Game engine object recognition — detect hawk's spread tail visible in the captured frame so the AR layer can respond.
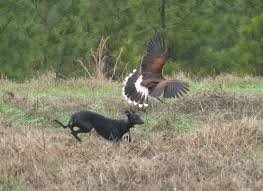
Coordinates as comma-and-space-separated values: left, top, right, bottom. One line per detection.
122, 69, 149, 107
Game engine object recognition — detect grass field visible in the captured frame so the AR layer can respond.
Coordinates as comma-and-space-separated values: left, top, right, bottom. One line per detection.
0, 73, 262, 191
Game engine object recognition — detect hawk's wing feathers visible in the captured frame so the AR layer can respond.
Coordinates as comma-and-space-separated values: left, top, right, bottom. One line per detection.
141, 34, 168, 73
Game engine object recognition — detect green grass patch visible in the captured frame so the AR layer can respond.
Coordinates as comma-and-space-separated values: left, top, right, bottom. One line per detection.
146, 114, 201, 133
250, 146, 263, 160
224, 82, 263, 93
44, 159, 63, 175
25, 83, 121, 99
189, 75, 263, 94
54, 112, 71, 126
0, 103, 52, 128
0, 177, 26, 191
0, 86, 7, 95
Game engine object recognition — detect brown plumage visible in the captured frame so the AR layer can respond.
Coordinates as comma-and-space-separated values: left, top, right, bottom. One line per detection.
122, 34, 189, 107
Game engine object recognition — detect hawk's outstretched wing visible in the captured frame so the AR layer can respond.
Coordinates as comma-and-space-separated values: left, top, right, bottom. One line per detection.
141, 34, 168, 74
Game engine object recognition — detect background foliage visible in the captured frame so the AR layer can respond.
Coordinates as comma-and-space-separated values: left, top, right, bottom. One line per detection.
0, 0, 262, 80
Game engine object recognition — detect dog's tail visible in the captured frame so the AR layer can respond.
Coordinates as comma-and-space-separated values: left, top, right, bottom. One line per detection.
54, 119, 68, 128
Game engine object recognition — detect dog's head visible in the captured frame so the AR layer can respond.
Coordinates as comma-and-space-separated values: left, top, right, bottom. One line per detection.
125, 110, 144, 125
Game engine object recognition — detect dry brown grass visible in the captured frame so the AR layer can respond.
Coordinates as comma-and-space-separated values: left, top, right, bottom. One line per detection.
175, 91, 263, 118
0, 74, 262, 190
0, 113, 262, 191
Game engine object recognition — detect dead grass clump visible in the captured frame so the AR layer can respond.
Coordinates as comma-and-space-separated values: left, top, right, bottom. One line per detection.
2, 91, 15, 104
91, 36, 109, 81
99, 96, 129, 115
0, 128, 64, 190
0, 78, 10, 85
0, 116, 262, 190
24, 72, 58, 90
62, 78, 104, 89
208, 74, 262, 86
172, 117, 263, 155
157, 118, 263, 190
176, 90, 263, 118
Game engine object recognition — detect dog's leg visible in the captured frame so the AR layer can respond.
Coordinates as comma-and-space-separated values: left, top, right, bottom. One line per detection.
70, 122, 94, 142
156, 97, 163, 103
71, 131, 82, 142
122, 131, 131, 142
128, 130, 132, 142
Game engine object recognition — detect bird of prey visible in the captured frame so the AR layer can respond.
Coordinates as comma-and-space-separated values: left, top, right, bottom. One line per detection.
122, 34, 189, 107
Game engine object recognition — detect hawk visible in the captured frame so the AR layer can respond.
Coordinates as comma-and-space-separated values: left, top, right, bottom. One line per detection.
122, 34, 189, 107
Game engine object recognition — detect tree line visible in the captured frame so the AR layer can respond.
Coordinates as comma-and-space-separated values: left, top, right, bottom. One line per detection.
0, 0, 262, 80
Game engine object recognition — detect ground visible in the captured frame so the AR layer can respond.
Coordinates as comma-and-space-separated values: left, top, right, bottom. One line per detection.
0, 73, 262, 191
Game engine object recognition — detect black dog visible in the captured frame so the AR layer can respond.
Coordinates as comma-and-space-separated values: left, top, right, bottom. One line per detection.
54, 110, 144, 142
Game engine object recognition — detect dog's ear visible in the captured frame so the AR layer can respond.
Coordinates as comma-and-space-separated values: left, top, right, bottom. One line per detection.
125, 110, 131, 116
